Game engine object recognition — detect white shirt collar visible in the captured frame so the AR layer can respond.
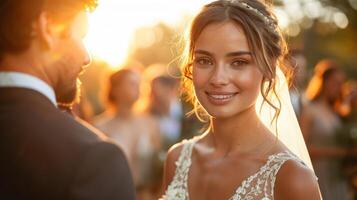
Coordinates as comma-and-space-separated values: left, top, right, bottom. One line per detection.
0, 72, 57, 106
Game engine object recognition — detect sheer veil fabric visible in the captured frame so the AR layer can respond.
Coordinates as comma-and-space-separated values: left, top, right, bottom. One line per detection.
256, 67, 314, 170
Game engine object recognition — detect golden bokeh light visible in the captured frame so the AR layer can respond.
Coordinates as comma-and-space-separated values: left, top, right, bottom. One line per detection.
84, 0, 349, 68
84, 0, 212, 68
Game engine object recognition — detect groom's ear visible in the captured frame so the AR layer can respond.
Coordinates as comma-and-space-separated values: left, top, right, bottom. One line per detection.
31, 12, 53, 50
32, 12, 68, 50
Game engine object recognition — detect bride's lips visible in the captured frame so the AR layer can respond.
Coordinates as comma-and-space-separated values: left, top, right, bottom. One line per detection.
205, 91, 239, 105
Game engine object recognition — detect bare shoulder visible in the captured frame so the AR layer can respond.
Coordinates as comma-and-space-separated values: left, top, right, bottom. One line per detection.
167, 141, 186, 161
135, 114, 156, 125
162, 141, 187, 189
274, 158, 321, 200
165, 141, 186, 171
135, 114, 159, 132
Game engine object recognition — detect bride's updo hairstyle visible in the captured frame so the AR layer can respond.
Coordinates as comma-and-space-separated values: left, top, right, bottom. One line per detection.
181, 0, 292, 124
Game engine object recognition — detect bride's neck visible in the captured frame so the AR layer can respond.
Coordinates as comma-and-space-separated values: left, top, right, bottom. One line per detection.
209, 105, 270, 156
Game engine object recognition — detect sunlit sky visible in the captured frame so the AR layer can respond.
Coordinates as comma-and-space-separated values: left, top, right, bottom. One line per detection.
84, 0, 212, 67
84, 0, 351, 68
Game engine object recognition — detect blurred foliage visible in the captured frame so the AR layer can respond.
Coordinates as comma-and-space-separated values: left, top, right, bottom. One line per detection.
127, 0, 357, 79
299, 1, 356, 79
128, 23, 183, 68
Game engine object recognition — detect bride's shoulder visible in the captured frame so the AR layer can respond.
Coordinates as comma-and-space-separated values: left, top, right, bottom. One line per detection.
274, 158, 321, 200
163, 138, 196, 188
166, 137, 198, 163
166, 141, 186, 164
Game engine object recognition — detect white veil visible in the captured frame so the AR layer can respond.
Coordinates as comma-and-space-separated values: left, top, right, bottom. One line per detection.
256, 67, 313, 170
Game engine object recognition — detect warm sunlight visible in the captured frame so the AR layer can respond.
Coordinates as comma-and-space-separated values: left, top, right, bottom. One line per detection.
84, 0, 212, 68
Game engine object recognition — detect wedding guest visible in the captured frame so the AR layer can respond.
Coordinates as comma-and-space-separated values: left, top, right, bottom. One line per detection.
337, 81, 357, 199
139, 63, 184, 158
0, 0, 135, 199
93, 68, 161, 196
137, 64, 183, 199
161, 0, 320, 199
142, 64, 203, 151
289, 49, 308, 118
300, 59, 349, 200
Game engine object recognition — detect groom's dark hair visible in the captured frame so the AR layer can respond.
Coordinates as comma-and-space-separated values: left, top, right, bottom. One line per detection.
0, 0, 97, 59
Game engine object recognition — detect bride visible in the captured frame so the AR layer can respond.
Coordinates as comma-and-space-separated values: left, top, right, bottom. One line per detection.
161, 0, 321, 199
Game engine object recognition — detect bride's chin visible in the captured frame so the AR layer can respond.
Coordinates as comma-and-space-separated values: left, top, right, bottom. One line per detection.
206, 110, 236, 119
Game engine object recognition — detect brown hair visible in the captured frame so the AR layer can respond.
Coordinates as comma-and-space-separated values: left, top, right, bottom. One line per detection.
0, 0, 97, 59
107, 68, 138, 106
181, 0, 292, 125
305, 59, 343, 101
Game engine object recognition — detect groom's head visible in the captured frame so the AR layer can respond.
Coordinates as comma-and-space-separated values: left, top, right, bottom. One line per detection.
0, 0, 97, 106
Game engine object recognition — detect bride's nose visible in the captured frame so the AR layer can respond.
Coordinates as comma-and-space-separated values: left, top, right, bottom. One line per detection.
209, 63, 229, 87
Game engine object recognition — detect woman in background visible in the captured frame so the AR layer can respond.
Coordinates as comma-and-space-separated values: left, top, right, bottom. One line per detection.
300, 59, 350, 200
93, 68, 161, 197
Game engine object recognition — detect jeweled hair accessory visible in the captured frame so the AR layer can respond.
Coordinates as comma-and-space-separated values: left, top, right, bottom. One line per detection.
227, 0, 278, 33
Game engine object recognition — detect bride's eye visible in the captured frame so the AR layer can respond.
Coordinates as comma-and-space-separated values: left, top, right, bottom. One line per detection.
231, 59, 249, 69
194, 57, 213, 67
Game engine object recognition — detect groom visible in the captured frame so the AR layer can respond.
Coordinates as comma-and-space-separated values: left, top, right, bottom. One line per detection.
0, 0, 135, 199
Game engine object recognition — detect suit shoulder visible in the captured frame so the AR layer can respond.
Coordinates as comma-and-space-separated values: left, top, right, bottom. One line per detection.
43, 109, 108, 144
70, 141, 136, 200
23, 108, 113, 158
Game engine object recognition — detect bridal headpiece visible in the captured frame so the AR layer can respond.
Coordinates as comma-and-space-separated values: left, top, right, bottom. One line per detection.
225, 0, 278, 34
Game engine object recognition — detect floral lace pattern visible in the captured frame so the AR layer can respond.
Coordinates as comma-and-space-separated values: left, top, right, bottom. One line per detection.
162, 139, 194, 200
162, 139, 306, 200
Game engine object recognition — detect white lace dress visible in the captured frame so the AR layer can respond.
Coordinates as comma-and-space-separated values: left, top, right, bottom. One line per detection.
162, 138, 308, 200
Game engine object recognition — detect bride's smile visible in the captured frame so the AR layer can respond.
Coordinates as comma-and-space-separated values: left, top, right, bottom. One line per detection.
162, 0, 321, 199
192, 21, 263, 119
205, 91, 239, 105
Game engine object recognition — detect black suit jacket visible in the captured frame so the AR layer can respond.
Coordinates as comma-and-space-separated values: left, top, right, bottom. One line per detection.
0, 87, 136, 200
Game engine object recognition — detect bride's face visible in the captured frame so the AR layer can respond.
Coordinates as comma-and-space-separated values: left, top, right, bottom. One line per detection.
192, 21, 263, 119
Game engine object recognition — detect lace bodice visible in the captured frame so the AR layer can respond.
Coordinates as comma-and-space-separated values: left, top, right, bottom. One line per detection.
162, 138, 307, 200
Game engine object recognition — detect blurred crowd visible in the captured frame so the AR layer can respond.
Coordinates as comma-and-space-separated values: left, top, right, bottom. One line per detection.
289, 53, 357, 200
71, 63, 201, 199
72, 54, 356, 200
